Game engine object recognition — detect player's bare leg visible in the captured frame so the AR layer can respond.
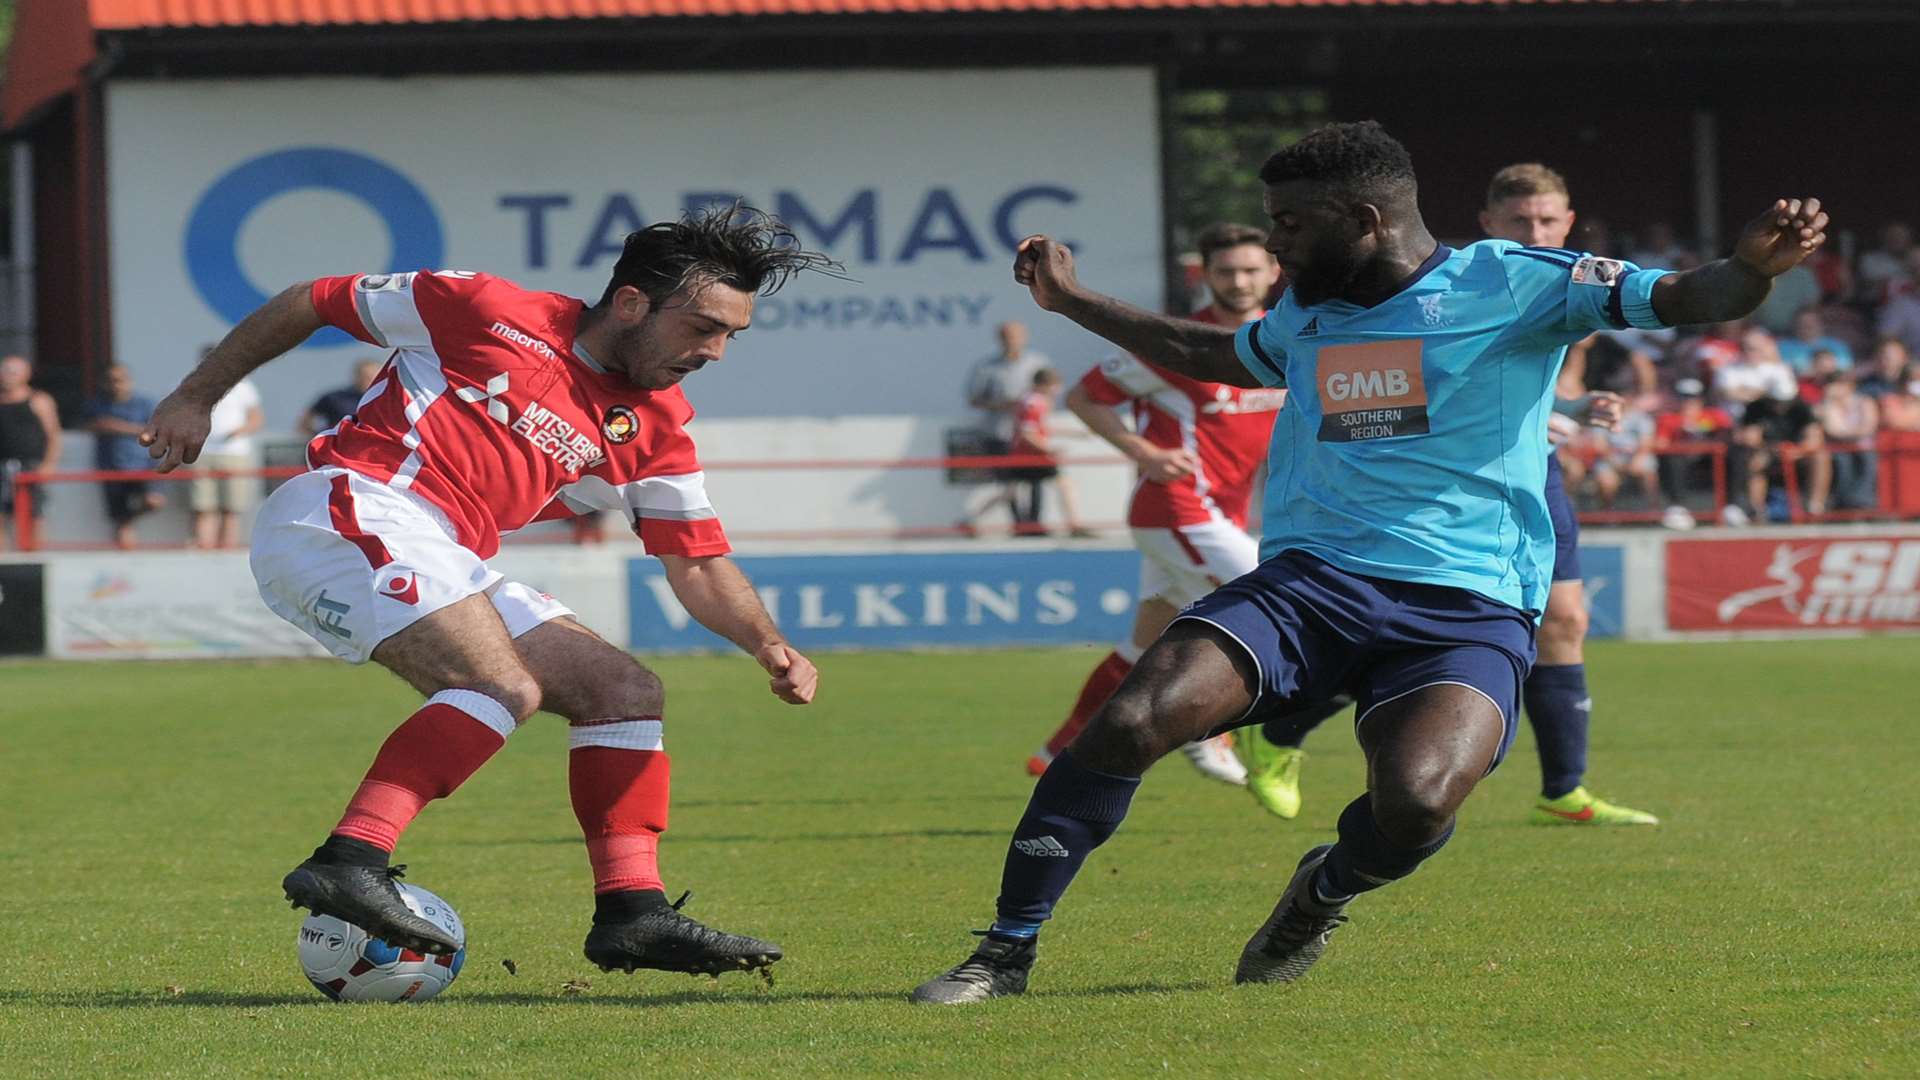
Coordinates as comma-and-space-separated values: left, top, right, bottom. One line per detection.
282, 594, 539, 955
1238, 683, 1505, 984
914, 622, 1253, 1003
513, 618, 784, 977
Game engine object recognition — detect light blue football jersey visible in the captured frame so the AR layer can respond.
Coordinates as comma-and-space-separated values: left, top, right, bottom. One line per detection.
1233, 240, 1672, 614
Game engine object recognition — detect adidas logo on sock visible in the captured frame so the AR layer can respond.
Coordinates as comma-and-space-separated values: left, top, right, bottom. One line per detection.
1014, 835, 1070, 858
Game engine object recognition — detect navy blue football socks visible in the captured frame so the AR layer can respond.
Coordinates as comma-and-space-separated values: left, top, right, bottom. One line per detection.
989, 750, 1141, 940
1524, 663, 1591, 800
1314, 793, 1455, 904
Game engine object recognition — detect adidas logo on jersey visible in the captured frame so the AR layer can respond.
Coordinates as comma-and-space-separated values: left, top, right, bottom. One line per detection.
1014, 835, 1071, 858
1299, 317, 1320, 338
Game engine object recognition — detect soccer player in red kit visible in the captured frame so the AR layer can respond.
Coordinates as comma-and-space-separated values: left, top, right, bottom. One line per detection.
141, 208, 836, 977
1025, 223, 1348, 816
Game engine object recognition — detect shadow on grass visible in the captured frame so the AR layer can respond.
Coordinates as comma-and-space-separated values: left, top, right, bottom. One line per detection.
0, 980, 1212, 1010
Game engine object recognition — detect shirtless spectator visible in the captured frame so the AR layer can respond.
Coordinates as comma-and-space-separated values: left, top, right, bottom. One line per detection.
1816, 370, 1880, 510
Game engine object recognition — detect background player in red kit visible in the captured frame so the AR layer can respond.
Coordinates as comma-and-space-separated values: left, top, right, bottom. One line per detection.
140, 207, 836, 978
1025, 223, 1348, 816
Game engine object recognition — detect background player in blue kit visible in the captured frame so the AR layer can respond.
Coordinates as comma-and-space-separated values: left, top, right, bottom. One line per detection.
910, 121, 1829, 1003
1478, 163, 1661, 827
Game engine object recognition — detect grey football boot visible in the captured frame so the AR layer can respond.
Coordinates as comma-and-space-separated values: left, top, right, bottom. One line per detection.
1234, 843, 1350, 984
909, 932, 1037, 1004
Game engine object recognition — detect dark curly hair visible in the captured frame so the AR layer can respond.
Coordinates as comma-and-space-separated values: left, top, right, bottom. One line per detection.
597, 202, 843, 308
1258, 121, 1417, 204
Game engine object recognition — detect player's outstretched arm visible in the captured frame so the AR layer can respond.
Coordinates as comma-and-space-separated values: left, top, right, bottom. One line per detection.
140, 282, 327, 472
1015, 236, 1257, 388
1064, 384, 1196, 483
1651, 199, 1829, 328
658, 554, 817, 705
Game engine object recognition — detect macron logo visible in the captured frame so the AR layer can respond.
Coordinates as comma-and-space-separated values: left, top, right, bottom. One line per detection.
1014, 836, 1071, 858
490, 321, 558, 361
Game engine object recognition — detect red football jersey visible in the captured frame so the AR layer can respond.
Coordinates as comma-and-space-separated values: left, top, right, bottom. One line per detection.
307, 271, 728, 561
1077, 307, 1286, 529
1011, 391, 1054, 457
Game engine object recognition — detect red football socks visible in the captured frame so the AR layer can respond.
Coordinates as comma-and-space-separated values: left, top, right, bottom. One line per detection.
1042, 649, 1137, 756
331, 689, 518, 852
568, 717, 670, 895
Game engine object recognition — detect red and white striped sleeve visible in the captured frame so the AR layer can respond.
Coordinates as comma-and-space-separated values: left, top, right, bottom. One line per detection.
310, 271, 490, 350
551, 421, 730, 558
1078, 352, 1173, 406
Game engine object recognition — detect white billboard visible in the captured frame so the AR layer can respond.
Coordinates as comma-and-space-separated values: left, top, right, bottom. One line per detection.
106, 69, 1163, 430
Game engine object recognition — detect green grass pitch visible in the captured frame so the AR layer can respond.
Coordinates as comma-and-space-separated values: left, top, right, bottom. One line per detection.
3, 639, 1916, 1078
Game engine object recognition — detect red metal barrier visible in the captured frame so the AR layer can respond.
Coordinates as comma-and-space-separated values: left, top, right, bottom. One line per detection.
13, 440, 1920, 551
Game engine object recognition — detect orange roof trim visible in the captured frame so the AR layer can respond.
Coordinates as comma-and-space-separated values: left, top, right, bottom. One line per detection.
90, 0, 1680, 28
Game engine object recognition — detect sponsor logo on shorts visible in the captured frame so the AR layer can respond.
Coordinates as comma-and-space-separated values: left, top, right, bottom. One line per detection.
313, 589, 353, 639
602, 405, 640, 445
378, 572, 422, 606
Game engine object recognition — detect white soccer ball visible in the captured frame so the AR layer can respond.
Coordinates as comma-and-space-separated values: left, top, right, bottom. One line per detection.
297, 882, 467, 1002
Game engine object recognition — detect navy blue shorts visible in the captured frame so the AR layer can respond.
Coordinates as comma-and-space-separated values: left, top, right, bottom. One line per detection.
1174, 551, 1537, 770
1545, 453, 1581, 583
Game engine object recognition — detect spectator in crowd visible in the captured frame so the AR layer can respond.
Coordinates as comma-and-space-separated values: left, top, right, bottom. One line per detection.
1714, 328, 1798, 413
1749, 263, 1822, 336
1005, 368, 1092, 538
960, 321, 1051, 534
0, 354, 61, 549
1815, 369, 1880, 510
1628, 221, 1694, 270
1561, 395, 1659, 511
1880, 383, 1920, 432
190, 348, 264, 549
1562, 329, 1662, 397
298, 358, 381, 437
1777, 307, 1855, 373
1797, 349, 1842, 404
85, 363, 162, 549
1856, 222, 1914, 304
1874, 250, 1920, 356
1857, 338, 1915, 399
1652, 378, 1734, 529
1807, 245, 1854, 303
1729, 385, 1831, 524
1681, 320, 1745, 383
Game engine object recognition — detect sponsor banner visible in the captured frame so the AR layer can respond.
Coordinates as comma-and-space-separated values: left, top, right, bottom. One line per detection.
0, 563, 47, 655
107, 69, 1161, 429
629, 549, 1139, 651
1667, 534, 1920, 631
1579, 544, 1625, 639
48, 553, 328, 659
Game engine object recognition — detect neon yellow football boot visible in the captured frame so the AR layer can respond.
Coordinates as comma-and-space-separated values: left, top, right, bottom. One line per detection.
1234, 730, 1305, 820
1529, 786, 1660, 826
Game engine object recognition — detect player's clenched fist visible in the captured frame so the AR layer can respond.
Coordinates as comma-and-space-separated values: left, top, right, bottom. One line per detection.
1013, 235, 1082, 312
1734, 198, 1829, 279
139, 392, 214, 473
756, 642, 818, 705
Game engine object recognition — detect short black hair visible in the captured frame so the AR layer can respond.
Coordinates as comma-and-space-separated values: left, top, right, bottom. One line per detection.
598, 202, 841, 308
1194, 222, 1270, 266
1258, 121, 1417, 203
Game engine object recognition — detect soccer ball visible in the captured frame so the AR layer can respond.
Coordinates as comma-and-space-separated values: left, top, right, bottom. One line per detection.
297, 882, 467, 1002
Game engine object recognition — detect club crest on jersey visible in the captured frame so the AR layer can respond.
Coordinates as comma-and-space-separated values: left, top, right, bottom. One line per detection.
1570, 256, 1626, 288
602, 405, 641, 445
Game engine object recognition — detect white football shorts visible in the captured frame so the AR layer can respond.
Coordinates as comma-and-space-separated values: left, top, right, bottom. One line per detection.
250, 468, 573, 663
1132, 516, 1260, 608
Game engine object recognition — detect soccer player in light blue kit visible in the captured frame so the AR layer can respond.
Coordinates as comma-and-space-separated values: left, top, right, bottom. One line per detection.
911, 121, 1829, 1003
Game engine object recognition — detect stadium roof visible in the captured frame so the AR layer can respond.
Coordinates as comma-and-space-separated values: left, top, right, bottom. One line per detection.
0, 0, 1734, 129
